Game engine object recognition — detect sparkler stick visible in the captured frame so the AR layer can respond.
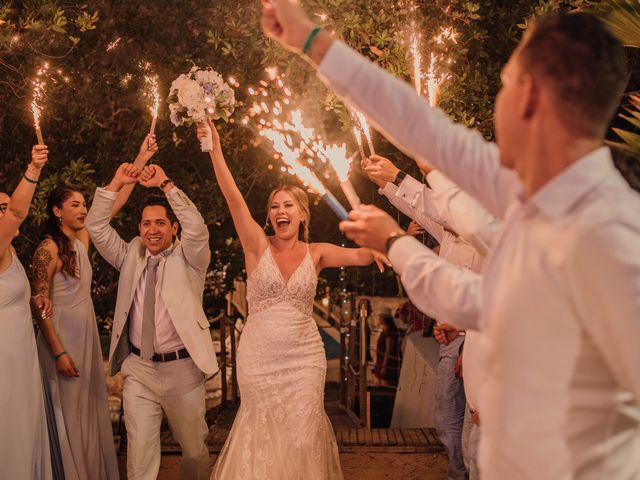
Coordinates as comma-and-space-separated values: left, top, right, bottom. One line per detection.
353, 127, 366, 160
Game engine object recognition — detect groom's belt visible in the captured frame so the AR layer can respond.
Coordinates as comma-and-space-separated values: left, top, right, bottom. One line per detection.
130, 344, 191, 362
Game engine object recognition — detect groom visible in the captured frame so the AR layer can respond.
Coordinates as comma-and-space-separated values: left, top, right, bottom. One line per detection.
86, 163, 217, 480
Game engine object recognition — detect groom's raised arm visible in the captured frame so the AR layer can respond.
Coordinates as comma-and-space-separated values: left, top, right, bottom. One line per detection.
86, 163, 143, 270
165, 186, 211, 277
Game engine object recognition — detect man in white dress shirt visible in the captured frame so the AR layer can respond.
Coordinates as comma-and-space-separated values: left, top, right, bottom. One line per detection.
364, 154, 499, 480
86, 164, 217, 480
262, 4, 640, 479
364, 154, 492, 479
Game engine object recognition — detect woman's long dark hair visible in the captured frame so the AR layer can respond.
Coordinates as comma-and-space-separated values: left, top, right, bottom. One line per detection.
42, 183, 83, 277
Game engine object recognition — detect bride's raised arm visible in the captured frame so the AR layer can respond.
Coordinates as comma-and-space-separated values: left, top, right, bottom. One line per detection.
197, 120, 268, 263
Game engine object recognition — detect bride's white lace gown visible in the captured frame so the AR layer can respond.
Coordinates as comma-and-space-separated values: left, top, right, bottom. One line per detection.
212, 245, 344, 479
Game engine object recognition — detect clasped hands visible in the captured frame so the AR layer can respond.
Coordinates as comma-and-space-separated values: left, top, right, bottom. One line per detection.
111, 162, 169, 191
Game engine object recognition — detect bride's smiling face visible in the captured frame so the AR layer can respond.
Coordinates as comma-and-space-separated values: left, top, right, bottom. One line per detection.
268, 190, 304, 240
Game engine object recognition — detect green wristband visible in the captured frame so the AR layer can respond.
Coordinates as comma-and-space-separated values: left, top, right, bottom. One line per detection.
303, 25, 322, 55
54, 351, 68, 361
23, 173, 38, 184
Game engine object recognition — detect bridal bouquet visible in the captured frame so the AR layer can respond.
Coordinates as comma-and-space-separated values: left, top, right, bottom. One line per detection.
167, 66, 236, 151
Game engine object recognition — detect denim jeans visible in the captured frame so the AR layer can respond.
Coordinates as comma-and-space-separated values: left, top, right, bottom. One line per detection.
435, 336, 468, 480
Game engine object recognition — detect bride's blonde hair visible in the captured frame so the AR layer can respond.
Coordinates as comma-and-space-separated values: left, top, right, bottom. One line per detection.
264, 185, 310, 243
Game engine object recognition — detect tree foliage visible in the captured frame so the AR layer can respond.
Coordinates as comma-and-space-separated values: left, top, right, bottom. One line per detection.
1, 0, 637, 330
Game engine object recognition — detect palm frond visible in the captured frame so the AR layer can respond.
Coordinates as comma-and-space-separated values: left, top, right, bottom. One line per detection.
610, 94, 640, 155
589, 0, 640, 47
612, 127, 640, 153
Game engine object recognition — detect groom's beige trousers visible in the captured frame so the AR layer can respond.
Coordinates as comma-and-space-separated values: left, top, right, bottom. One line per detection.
121, 353, 211, 480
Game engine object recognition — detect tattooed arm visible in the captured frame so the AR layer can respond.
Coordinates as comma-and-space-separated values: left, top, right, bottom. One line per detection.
32, 238, 57, 298
32, 238, 79, 377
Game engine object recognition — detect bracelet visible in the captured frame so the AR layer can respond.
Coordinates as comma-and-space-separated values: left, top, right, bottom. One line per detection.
159, 178, 173, 190
303, 25, 322, 55
23, 173, 39, 184
54, 351, 68, 361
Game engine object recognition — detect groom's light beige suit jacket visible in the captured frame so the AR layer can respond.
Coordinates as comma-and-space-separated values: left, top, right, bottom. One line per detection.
85, 186, 218, 377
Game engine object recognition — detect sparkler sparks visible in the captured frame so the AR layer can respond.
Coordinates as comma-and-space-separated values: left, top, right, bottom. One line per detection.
352, 109, 375, 155
427, 53, 438, 107
106, 37, 122, 52
410, 24, 422, 96
240, 71, 355, 219
323, 145, 361, 208
30, 63, 51, 145
144, 73, 160, 134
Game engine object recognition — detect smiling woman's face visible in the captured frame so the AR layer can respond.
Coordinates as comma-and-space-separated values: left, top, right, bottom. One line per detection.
53, 191, 88, 232
268, 190, 304, 240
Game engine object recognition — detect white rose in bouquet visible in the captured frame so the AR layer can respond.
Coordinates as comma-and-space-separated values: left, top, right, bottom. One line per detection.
167, 65, 236, 152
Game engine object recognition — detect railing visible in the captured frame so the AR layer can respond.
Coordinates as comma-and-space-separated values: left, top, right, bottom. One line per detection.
217, 279, 248, 409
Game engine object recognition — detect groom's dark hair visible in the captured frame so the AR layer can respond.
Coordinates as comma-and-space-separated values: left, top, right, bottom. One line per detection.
139, 194, 179, 226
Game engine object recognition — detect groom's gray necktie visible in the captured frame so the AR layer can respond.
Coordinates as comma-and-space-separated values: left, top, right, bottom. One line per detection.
141, 256, 161, 360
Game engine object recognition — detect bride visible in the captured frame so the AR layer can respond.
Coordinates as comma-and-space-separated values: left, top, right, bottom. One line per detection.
198, 121, 385, 479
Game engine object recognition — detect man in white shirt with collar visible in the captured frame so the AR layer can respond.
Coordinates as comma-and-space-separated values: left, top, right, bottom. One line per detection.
86, 163, 217, 480
262, 4, 640, 479
364, 154, 498, 479
364, 154, 490, 479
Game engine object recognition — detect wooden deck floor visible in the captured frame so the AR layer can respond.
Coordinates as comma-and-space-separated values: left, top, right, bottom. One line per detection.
150, 383, 443, 455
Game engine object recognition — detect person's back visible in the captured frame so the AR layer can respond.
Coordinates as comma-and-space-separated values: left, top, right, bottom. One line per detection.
480, 147, 640, 478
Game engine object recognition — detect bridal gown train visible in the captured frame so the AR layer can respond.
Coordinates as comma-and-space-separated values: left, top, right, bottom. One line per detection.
212, 245, 343, 480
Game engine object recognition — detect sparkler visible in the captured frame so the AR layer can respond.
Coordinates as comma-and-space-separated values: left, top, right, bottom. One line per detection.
353, 109, 375, 155
31, 63, 50, 145
106, 37, 122, 52
242, 69, 358, 219
427, 27, 458, 107
353, 126, 366, 160
410, 24, 422, 97
427, 53, 438, 107
144, 73, 160, 135
260, 129, 348, 220
324, 144, 361, 209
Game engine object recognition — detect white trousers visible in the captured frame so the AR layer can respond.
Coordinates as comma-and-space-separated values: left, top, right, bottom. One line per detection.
121, 353, 210, 480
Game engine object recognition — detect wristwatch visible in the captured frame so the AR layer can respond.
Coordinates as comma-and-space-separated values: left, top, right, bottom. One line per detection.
159, 178, 173, 190
392, 170, 407, 186
385, 231, 407, 253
